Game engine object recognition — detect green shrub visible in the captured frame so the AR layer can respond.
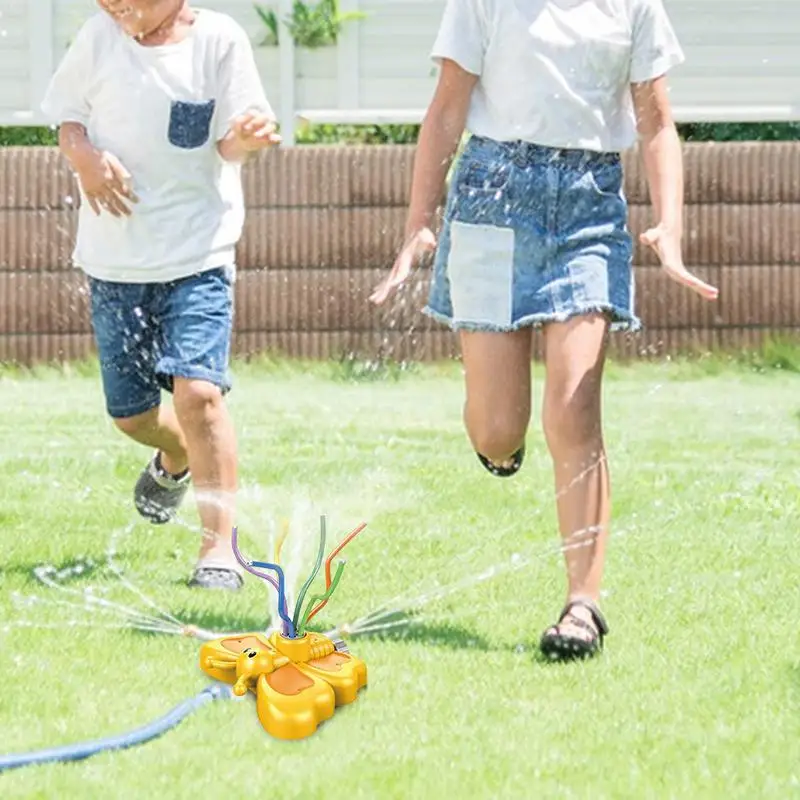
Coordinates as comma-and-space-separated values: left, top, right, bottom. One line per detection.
2, 121, 799, 148
0, 126, 58, 146
679, 121, 800, 141
254, 0, 366, 48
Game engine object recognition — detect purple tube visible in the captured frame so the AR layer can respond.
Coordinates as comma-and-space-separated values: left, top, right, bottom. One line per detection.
230, 527, 289, 636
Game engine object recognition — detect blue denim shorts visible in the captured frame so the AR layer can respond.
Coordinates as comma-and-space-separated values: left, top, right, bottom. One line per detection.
425, 135, 640, 332
88, 267, 234, 419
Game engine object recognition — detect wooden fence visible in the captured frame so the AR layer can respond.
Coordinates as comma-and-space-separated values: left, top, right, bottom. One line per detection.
1, 142, 799, 366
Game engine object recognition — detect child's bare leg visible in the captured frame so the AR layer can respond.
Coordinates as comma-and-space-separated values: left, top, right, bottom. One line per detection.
460, 329, 533, 465
172, 378, 237, 566
113, 405, 188, 474
541, 314, 610, 640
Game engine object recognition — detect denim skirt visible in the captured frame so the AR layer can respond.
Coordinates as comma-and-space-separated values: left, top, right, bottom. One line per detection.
424, 135, 640, 332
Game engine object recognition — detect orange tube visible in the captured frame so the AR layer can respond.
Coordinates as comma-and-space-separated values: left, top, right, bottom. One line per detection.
305, 523, 367, 624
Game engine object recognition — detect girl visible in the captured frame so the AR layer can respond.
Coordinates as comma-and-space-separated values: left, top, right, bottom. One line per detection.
371, 0, 718, 659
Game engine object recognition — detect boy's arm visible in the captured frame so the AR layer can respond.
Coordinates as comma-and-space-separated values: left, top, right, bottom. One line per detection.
58, 123, 137, 217
42, 16, 136, 217
214, 21, 278, 162
59, 122, 101, 173
41, 17, 99, 130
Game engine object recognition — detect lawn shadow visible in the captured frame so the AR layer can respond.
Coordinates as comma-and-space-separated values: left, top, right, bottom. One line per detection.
0, 557, 102, 584
340, 611, 494, 652
172, 608, 274, 636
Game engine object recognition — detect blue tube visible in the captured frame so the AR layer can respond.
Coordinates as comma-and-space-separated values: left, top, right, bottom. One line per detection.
0, 684, 232, 773
250, 560, 295, 637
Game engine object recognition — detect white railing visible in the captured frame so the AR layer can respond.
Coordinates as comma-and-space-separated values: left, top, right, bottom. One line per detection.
2, 0, 800, 141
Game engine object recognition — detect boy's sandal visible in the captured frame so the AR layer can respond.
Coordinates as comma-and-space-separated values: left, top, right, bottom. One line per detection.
189, 567, 243, 591
134, 451, 191, 525
477, 445, 526, 478
539, 598, 609, 661
189, 559, 244, 592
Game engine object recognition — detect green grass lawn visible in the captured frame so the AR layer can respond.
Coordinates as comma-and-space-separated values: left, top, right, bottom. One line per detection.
1, 356, 799, 798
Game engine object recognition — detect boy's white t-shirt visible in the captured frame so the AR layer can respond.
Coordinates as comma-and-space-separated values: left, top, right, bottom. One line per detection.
41, 9, 273, 283
431, 0, 685, 152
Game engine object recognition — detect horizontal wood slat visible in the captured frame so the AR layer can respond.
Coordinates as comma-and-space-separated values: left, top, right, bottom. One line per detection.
4, 143, 800, 211
4, 265, 799, 336
3, 205, 799, 272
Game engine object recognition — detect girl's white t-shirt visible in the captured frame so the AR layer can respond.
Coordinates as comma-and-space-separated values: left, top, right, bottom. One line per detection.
41, 9, 272, 283
432, 0, 685, 152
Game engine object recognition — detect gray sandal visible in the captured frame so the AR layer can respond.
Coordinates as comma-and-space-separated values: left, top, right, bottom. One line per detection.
189, 566, 243, 592
134, 452, 190, 524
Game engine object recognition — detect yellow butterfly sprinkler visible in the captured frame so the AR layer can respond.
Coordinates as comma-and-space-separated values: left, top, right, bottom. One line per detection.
200, 518, 369, 740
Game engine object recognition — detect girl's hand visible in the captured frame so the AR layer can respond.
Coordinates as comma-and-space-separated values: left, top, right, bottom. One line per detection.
75, 150, 138, 217
640, 224, 719, 301
369, 227, 437, 305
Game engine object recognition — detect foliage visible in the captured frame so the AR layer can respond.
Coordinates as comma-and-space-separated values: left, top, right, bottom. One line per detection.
254, 4, 280, 46
679, 121, 800, 142
3, 120, 800, 148
254, 0, 366, 49
294, 121, 420, 145
0, 126, 58, 146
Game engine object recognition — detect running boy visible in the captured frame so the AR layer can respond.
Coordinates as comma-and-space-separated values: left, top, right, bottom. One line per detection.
41, 0, 279, 590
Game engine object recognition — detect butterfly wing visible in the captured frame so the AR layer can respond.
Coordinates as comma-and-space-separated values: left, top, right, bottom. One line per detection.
254, 663, 335, 740
199, 632, 271, 685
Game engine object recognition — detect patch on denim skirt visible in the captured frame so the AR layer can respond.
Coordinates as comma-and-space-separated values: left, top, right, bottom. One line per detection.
446, 221, 515, 327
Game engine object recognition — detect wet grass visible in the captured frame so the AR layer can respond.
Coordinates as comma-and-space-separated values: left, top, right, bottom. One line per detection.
1, 355, 799, 798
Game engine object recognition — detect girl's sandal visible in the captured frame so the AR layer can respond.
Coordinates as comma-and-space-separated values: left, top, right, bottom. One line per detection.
477, 445, 526, 477
539, 598, 609, 661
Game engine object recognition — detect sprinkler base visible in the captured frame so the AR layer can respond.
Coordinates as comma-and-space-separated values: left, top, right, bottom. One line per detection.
199, 631, 367, 740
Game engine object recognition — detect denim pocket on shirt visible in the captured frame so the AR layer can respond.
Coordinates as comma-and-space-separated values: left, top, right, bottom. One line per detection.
168, 99, 216, 149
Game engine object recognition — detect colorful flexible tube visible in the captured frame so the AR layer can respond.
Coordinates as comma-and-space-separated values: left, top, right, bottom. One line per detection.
304, 522, 367, 625
297, 560, 347, 636
250, 560, 295, 638
274, 518, 290, 565
231, 527, 278, 592
231, 528, 293, 637
292, 516, 327, 630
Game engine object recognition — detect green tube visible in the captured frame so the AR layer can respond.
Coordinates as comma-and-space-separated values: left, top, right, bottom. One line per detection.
297, 560, 346, 636
292, 515, 326, 630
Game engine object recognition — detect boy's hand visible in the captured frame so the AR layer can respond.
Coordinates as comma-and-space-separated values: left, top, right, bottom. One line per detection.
230, 111, 282, 150
640, 224, 719, 301
75, 150, 139, 217
217, 112, 281, 162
